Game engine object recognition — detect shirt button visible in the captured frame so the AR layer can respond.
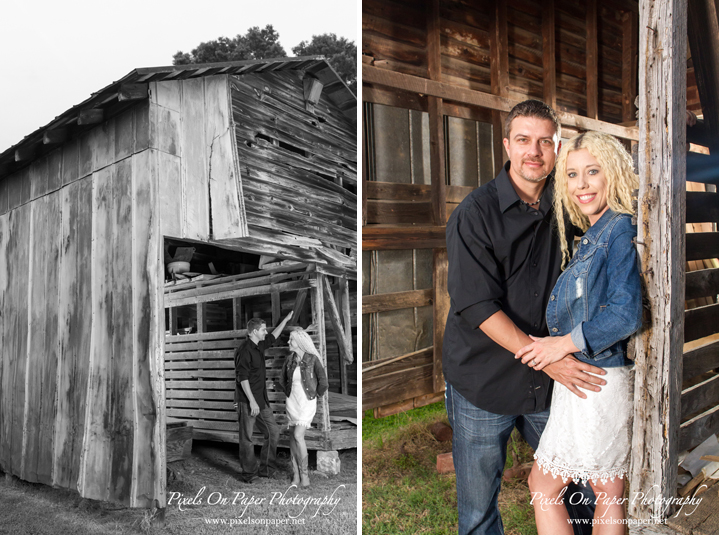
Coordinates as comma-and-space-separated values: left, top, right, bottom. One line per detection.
550, 295, 555, 301
583, 239, 588, 244
552, 327, 558, 333
532, 263, 537, 268
534, 323, 538, 328
534, 292, 538, 297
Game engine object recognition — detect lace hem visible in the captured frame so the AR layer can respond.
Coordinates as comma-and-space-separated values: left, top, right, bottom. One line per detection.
534, 454, 628, 485
287, 420, 312, 429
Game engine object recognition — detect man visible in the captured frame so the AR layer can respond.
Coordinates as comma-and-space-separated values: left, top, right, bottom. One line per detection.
235, 311, 293, 483
443, 100, 605, 535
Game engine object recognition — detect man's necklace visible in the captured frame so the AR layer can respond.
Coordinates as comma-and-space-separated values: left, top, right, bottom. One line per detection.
519, 195, 542, 207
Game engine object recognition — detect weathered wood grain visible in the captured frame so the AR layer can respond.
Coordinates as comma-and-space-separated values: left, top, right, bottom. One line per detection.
362, 226, 446, 250
680, 404, 719, 452
681, 373, 719, 420
157, 150, 182, 237
365, 181, 432, 201
362, 289, 433, 314
629, 0, 686, 520
312, 275, 330, 432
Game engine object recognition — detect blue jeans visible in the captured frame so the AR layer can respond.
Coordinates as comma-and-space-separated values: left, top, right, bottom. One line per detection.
445, 382, 595, 535
237, 401, 280, 478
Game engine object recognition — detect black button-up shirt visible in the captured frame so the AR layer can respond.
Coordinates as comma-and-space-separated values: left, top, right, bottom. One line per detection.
235, 333, 276, 409
443, 162, 568, 415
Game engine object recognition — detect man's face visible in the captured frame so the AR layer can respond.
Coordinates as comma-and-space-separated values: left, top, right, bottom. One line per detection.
502, 116, 560, 184
254, 324, 268, 341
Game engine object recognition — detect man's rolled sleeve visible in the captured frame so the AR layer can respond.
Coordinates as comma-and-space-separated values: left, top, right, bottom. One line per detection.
570, 322, 589, 357
447, 205, 505, 329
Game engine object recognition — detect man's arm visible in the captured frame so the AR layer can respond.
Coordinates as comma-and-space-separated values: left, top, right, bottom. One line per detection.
240, 380, 259, 416
270, 311, 294, 339
480, 310, 606, 398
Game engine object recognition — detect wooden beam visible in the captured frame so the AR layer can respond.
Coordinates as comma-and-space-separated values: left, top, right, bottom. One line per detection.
542, 0, 557, 109
14, 145, 36, 162
362, 65, 639, 141
118, 84, 148, 101
622, 11, 639, 122
362, 226, 446, 250
43, 129, 67, 145
490, 0, 509, 175
427, 0, 446, 226
585, 0, 598, 120
687, 0, 719, 152
77, 109, 104, 125
629, 0, 686, 520
362, 289, 433, 314
322, 276, 353, 365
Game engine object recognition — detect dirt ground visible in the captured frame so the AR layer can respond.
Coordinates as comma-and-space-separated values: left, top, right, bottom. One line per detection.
0, 441, 357, 535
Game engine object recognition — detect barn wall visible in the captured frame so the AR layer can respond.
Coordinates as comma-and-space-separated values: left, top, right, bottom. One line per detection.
230, 70, 357, 255
0, 104, 165, 507
150, 75, 246, 242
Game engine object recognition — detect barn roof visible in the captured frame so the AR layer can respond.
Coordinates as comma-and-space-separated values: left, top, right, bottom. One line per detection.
0, 56, 355, 180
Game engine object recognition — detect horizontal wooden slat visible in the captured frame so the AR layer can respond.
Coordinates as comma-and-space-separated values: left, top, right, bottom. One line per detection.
681, 373, 719, 420
685, 303, 719, 342
365, 181, 432, 201
686, 268, 719, 301
446, 185, 474, 203
363, 64, 639, 140
165, 370, 234, 380
686, 232, 719, 262
165, 359, 235, 370
165, 279, 315, 308
165, 330, 246, 343
362, 226, 446, 250
362, 289, 433, 314
362, 361, 434, 411
686, 191, 719, 224
680, 404, 719, 452
366, 199, 433, 224
164, 380, 235, 389
684, 337, 719, 380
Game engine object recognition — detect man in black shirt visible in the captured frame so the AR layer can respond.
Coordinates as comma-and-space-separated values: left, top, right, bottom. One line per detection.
443, 100, 605, 535
235, 311, 293, 482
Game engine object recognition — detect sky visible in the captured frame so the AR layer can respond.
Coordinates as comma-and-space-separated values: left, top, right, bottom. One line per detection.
0, 0, 358, 151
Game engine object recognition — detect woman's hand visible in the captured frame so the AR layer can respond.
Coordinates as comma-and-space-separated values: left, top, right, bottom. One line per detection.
515, 334, 579, 371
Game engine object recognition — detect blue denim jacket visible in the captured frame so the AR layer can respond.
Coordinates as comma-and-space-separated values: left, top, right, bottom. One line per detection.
546, 210, 642, 367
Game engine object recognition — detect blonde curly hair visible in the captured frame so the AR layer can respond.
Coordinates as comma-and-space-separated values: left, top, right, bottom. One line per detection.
554, 131, 638, 268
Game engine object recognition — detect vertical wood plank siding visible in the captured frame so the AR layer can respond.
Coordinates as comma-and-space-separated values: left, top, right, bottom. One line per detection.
0, 103, 164, 507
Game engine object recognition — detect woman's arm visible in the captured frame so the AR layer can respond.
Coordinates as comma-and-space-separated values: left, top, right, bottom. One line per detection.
314, 355, 329, 397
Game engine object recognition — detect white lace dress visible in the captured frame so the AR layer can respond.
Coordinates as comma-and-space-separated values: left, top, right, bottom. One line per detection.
534, 366, 634, 485
285, 366, 316, 428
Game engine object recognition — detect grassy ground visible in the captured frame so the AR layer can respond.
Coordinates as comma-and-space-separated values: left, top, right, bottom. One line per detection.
362, 402, 537, 535
0, 442, 357, 535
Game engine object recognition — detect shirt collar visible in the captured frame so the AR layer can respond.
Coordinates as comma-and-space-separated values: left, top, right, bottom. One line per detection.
580, 209, 620, 244
497, 161, 555, 214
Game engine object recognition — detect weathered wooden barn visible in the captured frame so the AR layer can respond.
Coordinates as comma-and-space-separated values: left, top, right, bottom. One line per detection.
362, 0, 719, 524
0, 56, 357, 509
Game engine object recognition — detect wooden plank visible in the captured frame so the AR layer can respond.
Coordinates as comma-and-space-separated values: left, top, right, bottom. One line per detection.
680, 404, 719, 452
542, 0, 557, 109
46, 149, 62, 194
312, 274, 330, 433
366, 199, 433, 224
686, 191, 719, 224
685, 303, 719, 343
0, 178, 8, 215
157, 150, 183, 238
29, 156, 48, 202
362, 289, 433, 314
205, 76, 246, 239
362, 347, 434, 378
686, 268, 719, 301
362, 226, 446, 250
365, 181, 432, 201
322, 276, 353, 365
180, 78, 210, 240
681, 373, 719, 420
61, 139, 80, 186
363, 361, 434, 411
131, 149, 163, 507
622, 11, 639, 122
684, 336, 719, 382
687, 232, 719, 262
0, 213, 8, 470
629, 0, 686, 520
362, 64, 640, 141
433, 249, 449, 392
165, 279, 315, 308
53, 177, 92, 490
585, 0, 598, 120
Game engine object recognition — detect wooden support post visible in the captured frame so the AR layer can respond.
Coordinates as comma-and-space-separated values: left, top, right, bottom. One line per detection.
427, 0, 446, 225
586, 0, 599, 120
362, 103, 368, 227
542, 0, 557, 109
490, 0, 509, 175
233, 298, 241, 330
197, 303, 205, 333
433, 249, 449, 393
622, 11, 639, 123
169, 307, 178, 335
322, 276, 353, 365
629, 0, 686, 520
271, 291, 280, 327
312, 274, 330, 433
339, 277, 352, 395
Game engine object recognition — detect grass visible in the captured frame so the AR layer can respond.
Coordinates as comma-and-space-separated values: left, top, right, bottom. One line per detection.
362, 402, 538, 535
0, 442, 357, 535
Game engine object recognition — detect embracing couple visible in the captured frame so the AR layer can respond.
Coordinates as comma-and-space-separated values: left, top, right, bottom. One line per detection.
443, 100, 642, 535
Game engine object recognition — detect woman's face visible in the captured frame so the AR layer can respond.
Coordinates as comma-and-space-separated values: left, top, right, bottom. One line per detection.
566, 148, 609, 226
289, 335, 299, 353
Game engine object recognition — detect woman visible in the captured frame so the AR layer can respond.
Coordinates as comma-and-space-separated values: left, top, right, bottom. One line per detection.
279, 328, 328, 488
515, 131, 642, 534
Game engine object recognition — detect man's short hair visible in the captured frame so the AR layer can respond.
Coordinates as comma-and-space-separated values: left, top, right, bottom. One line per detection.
504, 99, 561, 140
247, 318, 266, 334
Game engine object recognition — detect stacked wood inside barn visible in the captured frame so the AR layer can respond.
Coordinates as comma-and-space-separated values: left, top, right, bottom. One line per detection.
0, 56, 356, 510
362, 0, 719, 523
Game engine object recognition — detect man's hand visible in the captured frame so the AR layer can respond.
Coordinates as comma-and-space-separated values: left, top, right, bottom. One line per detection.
515, 334, 578, 371
249, 400, 260, 417
543, 355, 606, 399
